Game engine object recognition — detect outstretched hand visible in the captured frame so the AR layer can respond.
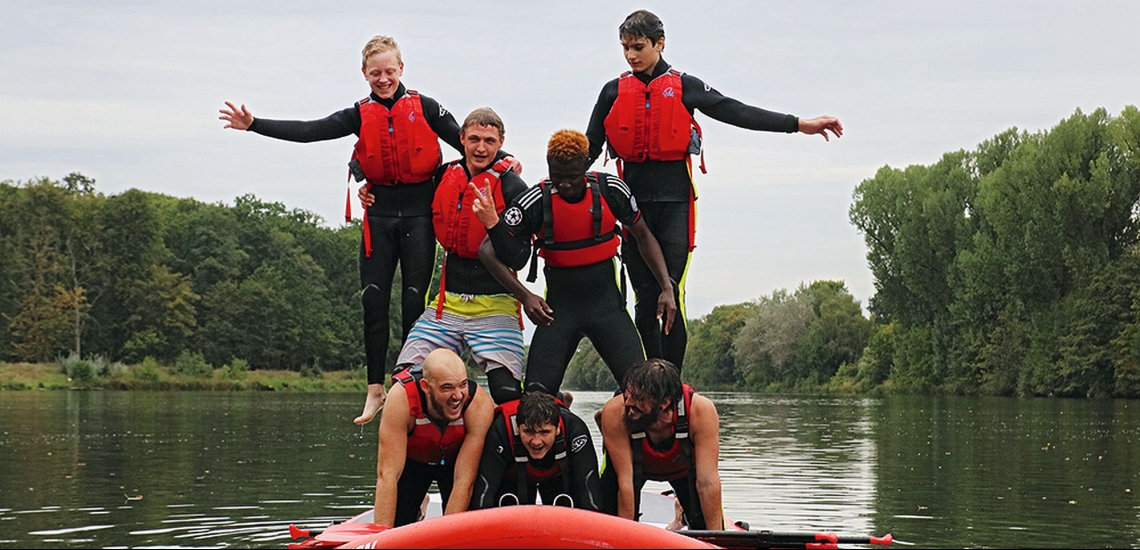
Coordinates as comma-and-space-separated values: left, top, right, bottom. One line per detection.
219, 101, 254, 131
469, 180, 500, 229
798, 115, 843, 141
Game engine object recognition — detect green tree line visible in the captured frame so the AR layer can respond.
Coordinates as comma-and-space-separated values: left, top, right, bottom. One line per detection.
564, 280, 874, 393
565, 107, 1140, 398
849, 106, 1140, 397
0, 176, 411, 373
8, 106, 1140, 398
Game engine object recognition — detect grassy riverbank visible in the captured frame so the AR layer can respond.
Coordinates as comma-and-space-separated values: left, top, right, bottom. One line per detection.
0, 360, 366, 392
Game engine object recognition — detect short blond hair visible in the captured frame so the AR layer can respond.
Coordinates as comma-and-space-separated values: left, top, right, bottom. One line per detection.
361, 35, 402, 68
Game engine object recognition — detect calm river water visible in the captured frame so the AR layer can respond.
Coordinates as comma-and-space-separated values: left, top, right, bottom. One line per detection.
1, 391, 1137, 548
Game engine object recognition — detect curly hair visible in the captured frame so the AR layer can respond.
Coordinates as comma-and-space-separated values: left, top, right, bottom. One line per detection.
362, 35, 401, 67
622, 358, 683, 412
546, 129, 590, 165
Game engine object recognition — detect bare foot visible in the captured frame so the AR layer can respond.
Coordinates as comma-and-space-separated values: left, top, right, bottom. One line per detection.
665, 498, 685, 531
354, 383, 387, 425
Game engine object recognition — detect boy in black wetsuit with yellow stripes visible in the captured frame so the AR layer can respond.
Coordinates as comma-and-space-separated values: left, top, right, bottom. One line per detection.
470, 129, 676, 396
586, 10, 843, 372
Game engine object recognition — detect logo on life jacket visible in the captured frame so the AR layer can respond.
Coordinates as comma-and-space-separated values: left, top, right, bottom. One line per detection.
663, 87, 675, 98
571, 434, 588, 453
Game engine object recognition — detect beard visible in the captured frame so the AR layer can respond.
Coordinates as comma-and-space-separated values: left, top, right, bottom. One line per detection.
622, 409, 656, 434
429, 391, 463, 422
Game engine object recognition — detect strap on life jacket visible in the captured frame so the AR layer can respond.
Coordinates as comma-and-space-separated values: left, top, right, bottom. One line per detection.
506, 412, 571, 503
692, 119, 707, 175
347, 161, 375, 257
526, 174, 611, 282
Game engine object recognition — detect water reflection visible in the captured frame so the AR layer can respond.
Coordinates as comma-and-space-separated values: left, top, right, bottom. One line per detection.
1, 391, 1138, 548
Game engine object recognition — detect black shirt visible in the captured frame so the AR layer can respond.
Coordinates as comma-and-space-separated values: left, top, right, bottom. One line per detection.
585, 59, 799, 202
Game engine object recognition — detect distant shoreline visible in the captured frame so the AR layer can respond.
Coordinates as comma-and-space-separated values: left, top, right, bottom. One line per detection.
0, 362, 366, 392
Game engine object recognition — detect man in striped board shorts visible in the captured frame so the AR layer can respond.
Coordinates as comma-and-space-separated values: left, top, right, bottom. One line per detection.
361, 107, 528, 405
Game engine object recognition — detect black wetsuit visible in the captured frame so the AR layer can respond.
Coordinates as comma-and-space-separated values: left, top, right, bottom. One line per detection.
248, 85, 461, 385
487, 173, 645, 395
471, 407, 601, 510
599, 446, 709, 529
586, 59, 799, 371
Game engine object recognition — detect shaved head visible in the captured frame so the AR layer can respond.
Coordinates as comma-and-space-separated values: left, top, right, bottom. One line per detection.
420, 349, 470, 423
423, 348, 466, 383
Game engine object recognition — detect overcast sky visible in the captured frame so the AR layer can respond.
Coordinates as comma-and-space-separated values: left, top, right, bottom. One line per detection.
3, 1, 1138, 322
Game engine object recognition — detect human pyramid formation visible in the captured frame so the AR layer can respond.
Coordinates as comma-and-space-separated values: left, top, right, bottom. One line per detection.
221, 9, 842, 531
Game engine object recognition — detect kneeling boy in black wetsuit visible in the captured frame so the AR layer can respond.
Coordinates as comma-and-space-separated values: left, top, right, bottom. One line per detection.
472, 391, 600, 510
470, 129, 677, 396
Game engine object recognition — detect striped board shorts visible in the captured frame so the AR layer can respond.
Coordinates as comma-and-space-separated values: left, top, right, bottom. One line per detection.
396, 292, 525, 380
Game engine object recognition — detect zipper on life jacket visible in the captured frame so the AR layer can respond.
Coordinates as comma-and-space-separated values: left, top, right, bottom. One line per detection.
387, 115, 401, 182
642, 91, 652, 161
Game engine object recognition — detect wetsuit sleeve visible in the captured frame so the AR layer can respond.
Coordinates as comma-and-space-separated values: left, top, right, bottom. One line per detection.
487, 186, 542, 270
420, 94, 465, 154
472, 417, 511, 510
500, 172, 529, 204
681, 73, 799, 133
247, 105, 361, 142
564, 412, 602, 512
586, 79, 620, 164
601, 174, 642, 226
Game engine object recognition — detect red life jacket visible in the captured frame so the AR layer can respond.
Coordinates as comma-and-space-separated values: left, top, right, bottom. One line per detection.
603, 69, 696, 163
630, 383, 696, 482
526, 173, 619, 282
394, 368, 475, 466
353, 92, 441, 185
432, 158, 512, 259
347, 91, 442, 258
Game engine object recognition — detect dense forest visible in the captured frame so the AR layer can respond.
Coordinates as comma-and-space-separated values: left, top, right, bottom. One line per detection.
568, 107, 1140, 398
4, 107, 1139, 397
0, 176, 375, 374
